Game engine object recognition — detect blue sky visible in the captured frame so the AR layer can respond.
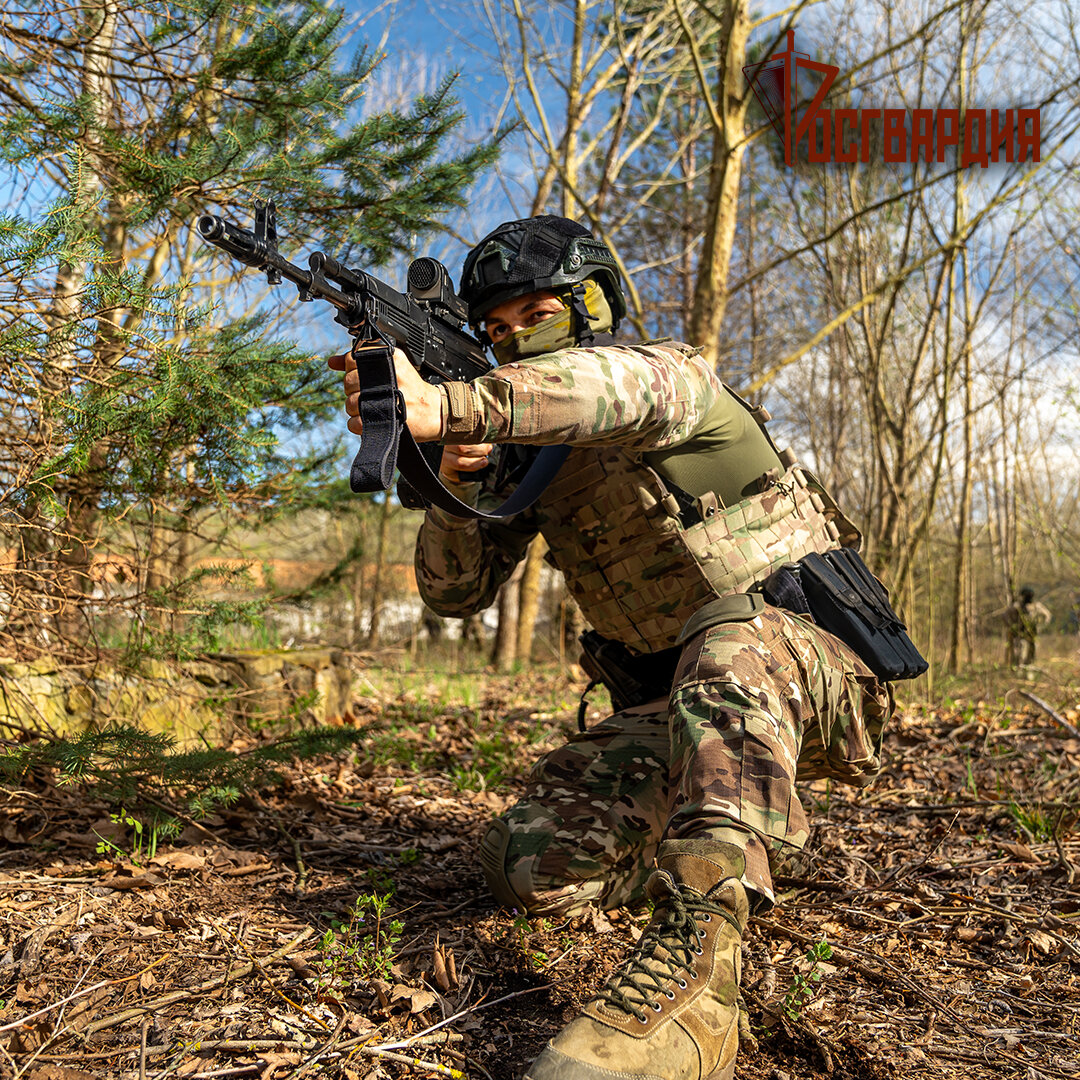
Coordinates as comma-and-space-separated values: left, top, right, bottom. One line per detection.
347, 0, 530, 267
351, 0, 504, 126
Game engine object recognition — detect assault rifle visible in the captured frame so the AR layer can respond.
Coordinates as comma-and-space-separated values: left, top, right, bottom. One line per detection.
198, 202, 569, 518
197, 200, 498, 511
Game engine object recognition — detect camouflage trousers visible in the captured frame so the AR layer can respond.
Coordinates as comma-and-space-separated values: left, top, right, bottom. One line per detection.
1008, 632, 1037, 668
488, 606, 893, 914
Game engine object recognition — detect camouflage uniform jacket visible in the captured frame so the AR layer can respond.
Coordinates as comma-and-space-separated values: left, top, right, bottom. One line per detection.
1005, 600, 1052, 642
417, 340, 858, 654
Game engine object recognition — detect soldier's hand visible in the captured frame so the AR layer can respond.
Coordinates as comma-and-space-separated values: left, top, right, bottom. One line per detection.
327, 346, 443, 441
441, 443, 492, 484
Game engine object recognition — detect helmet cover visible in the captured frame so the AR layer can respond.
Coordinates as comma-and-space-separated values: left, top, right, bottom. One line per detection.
460, 215, 627, 330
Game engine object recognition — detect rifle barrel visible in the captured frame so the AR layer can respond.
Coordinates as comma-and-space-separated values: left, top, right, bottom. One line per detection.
197, 214, 359, 316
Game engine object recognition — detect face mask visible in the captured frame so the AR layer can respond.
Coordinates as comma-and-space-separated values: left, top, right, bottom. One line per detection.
491, 278, 614, 365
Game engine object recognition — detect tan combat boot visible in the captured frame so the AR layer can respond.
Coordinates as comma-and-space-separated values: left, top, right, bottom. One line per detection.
522, 838, 749, 1080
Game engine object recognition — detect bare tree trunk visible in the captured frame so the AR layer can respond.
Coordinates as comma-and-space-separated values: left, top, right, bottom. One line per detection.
366, 497, 393, 648
682, 0, 751, 367
515, 535, 548, 666
491, 561, 525, 671
947, 16, 974, 676
461, 613, 483, 649
351, 565, 365, 648
21, 2, 119, 649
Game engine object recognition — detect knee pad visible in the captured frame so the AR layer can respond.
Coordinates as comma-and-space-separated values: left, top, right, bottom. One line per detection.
478, 818, 529, 911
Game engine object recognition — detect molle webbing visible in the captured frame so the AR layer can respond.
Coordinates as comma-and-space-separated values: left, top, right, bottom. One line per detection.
538, 446, 859, 654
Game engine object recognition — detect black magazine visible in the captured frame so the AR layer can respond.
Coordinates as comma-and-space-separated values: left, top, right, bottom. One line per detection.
797, 548, 929, 681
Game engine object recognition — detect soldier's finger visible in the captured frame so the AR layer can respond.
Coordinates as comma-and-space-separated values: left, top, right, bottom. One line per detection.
454, 454, 489, 473
344, 370, 360, 394
346, 393, 360, 418
347, 416, 363, 435
327, 352, 348, 371
446, 442, 493, 458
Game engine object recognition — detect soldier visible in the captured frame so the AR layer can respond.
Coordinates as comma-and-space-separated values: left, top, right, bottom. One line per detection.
992, 586, 1052, 669
330, 216, 894, 1080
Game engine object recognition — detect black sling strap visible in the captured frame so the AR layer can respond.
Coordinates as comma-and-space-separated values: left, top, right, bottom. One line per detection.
397, 433, 569, 520
348, 343, 569, 520
348, 344, 403, 493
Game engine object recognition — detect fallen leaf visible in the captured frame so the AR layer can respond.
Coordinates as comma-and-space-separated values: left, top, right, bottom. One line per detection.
589, 909, 615, 934
256, 1052, 302, 1078
219, 862, 274, 877
99, 870, 165, 890
1025, 930, 1057, 956
390, 983, 439, 1014
370, 978, 391, 1008
209, 848, 262, 868
150, 851, 206, 870
408, 989, 439, 1015
998, 841, 1042, 864
432, 943, 458, 991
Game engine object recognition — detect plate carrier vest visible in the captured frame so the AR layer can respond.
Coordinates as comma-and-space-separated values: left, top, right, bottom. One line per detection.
534, 382, 861, 655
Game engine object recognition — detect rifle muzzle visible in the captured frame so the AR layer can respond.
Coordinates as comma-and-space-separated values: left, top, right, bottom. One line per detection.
197, 214, 267, 269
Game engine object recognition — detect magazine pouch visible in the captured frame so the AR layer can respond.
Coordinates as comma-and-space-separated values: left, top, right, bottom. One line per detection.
798, 548, 928, 681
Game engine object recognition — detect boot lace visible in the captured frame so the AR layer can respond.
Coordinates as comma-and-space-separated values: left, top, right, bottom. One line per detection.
595, 886, 739, 1024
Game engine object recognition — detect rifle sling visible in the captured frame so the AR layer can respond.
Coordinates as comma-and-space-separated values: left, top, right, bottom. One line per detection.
348, 344, 568, 519
348, 344, 401, 493
397, 433, 569, 521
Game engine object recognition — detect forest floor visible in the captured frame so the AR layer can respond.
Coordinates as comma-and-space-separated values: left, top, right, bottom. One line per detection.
1, 648, 1079, 1080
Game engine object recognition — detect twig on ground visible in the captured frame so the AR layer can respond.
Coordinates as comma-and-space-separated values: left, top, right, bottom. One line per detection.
1015, 690, 1080, 740
1052, 807, 1078, 885
291, 836, 307, 890
391, 982, 554, 1045
740, 983, 836, 1072
367, 1032, 466, 1051
213, 922, 329, 1032
879, 811, 961, 885
0, 951, 168, 1034
187, 1067, 259, 1075
140, 792, 223, 845
943, 890, 1080, 959
283, 1010, 348, 1080
269, 811, 308, 889
410, 896, 481, 925
181, 1067, 259, 1079
756, 918, 960, 1023
79, 928, 314, 1037
357, 1046, 466, 1078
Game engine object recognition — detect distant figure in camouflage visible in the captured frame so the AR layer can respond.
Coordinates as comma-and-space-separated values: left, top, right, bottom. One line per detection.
993, 586, 1052, 669
331, 216, 894, 1080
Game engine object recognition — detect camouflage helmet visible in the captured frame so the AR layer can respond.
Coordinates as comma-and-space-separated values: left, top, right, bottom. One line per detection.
459, 215, 627, 330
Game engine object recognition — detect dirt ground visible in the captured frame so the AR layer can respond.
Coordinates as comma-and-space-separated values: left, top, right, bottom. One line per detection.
1, 657, 1078, 1080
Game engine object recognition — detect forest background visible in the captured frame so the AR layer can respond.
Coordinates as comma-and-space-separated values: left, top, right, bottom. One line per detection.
2, 4, 1080, 1079
2, 0, 1080, 709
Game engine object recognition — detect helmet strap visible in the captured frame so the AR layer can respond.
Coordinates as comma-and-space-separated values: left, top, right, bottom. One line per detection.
568, 281, 598, 346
